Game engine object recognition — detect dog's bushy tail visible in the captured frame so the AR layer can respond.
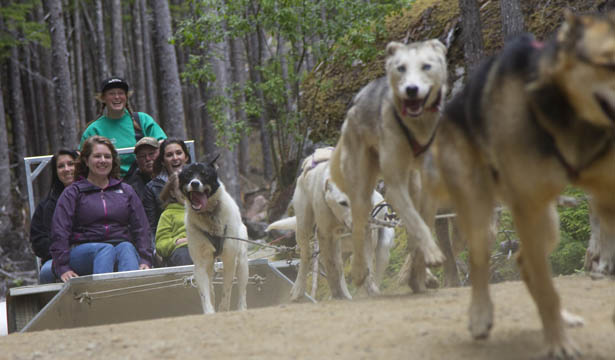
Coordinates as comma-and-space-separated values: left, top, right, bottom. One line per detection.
329, 143, 346, 194
266, 217, 297, 232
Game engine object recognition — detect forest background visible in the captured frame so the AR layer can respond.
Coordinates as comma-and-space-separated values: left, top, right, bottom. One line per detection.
0, 0, 613, 300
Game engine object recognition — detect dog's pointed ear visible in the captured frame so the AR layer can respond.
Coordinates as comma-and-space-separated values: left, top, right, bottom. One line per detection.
208, 153, 221, 168
160, 172, 180, 204
557, 9, 579, 44
324, 178, 331, 193
386, 42, 404, 57
426, 39, 447, 56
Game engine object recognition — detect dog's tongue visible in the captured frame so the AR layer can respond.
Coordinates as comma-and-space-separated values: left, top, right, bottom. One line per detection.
403, 99, 423, 116
190, 192, 208, 211
404, 100, 423, 114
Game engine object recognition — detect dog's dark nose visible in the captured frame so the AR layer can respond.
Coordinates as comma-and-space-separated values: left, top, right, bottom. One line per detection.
406, 85, 418, 98
189, 180, 200, 189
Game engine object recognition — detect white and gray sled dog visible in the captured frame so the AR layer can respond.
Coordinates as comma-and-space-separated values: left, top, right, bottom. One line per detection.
330, 39, 449, 294
179, 160, 249, 314
267, 148, 395, 301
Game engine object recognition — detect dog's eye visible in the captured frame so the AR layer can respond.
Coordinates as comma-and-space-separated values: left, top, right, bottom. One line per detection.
422, 63, 431, 71
339, 201, 349, 207
397, 65, 406, 73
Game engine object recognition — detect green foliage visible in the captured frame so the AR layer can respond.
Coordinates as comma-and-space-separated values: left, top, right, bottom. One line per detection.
175, 0, 409, 166
557, 187, 590, 246
549, 239, 586, 275
379, 228, 407, 291
0, 0, 49, 60
494, 187, 589, 278
551, 188, 589, 275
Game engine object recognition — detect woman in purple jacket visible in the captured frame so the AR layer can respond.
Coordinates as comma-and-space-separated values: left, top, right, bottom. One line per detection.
50, 136, 152, 282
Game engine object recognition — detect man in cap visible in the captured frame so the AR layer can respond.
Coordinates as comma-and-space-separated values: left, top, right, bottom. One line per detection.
124, 137, 160, 201
80, 76, 167, 177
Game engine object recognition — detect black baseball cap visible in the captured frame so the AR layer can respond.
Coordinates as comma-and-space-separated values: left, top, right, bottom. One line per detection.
100, 77, 129, 93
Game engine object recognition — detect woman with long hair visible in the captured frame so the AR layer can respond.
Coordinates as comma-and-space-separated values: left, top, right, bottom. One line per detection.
50, 136, 152, 282
142, 139, 191, 236
80, 77, 166, 177
142, 139, 191, 266
30, 149, 79, 283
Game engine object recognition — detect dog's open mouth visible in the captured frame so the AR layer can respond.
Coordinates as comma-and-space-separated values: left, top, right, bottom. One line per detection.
595, 93, 615, 124
188, 191, 208, 211
402, 88, 432, 117
403, 98, 426, 116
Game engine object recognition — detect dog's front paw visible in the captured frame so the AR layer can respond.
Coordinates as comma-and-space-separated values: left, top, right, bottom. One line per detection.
425, 269, 440, 289
468, 299, 493, 340
421, 241, 445, 266
561, 309, 584, 328
364, 276, 381, 297
290, 283, 307, 302
545, 338, 580, 360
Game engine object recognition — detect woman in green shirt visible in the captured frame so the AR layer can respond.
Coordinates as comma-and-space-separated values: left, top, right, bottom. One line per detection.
80, 77, 167, 177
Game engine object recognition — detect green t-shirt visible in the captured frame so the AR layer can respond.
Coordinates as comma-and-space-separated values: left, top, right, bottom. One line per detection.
80, 110, 167, 176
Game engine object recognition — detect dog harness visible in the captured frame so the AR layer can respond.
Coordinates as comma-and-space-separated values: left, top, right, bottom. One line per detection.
200, 225, 226, 258
529, 84, 615, 181
302, 147, 335, 173
393, 109, 439, 157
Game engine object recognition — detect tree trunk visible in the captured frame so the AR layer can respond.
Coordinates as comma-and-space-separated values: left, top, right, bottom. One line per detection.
110, 0, 126, 78
200, 86, 216, 157
435, 217, 460, 287
78, 0, 100, 121
207, 11, 241, 204
94, 0, 109, 80
0, 73, 13, 233
21, 45, 40, 156
82, 25, 97, 123
34, 5, 60, 152
27, 43, 50, 156
246, 28, 273, 180
230, 37, 249, 176
8, 45, 28, 197
458, 0, 484, 73
44, 0, 78, 148
500, 0, 525, 41
73, 0, 86, 132
131, 0, 147, 111
139, 0, 158, 121
151, 0, 186, 138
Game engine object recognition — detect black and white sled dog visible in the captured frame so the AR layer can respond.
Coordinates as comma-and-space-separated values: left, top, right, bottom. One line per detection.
179, 159, 249, 314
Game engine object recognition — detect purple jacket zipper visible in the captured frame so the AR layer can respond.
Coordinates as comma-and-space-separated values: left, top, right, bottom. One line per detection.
102, 190, 109, 238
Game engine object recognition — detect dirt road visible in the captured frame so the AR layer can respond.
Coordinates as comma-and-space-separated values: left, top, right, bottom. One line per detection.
1, 275, 613, 360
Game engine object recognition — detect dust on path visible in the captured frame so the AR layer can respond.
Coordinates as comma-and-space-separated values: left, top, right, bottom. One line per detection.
1, 275, 613, 360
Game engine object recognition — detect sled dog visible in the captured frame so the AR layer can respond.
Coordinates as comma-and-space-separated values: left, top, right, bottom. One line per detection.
267, 148, 394, 300
435, 10, 614, 358
330, 39, 448, 294
179, 160, 249, 314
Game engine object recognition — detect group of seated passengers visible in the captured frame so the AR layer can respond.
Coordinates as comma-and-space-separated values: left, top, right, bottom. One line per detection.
29, 76, 194, 284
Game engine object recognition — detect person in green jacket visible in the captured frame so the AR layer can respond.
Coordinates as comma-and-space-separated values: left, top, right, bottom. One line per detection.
81, 77, 167, 177
155, 172, 192, 266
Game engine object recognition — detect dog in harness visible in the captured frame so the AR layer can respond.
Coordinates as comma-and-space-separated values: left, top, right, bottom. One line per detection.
179, 160, 249, 314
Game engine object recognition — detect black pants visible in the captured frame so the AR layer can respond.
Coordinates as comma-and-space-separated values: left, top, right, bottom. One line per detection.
167, 246, 193, 266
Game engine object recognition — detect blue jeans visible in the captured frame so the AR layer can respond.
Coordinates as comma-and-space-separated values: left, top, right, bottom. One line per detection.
114, 241, 140, 271
69, 241, 140, 276
39, 259, 57, 284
